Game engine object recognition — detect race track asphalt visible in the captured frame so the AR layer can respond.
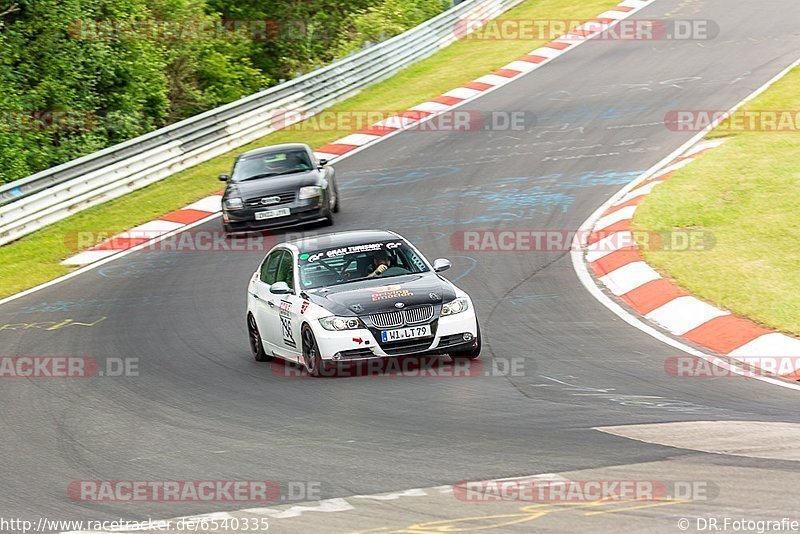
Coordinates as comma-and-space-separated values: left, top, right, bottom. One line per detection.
2, 0, 800, 529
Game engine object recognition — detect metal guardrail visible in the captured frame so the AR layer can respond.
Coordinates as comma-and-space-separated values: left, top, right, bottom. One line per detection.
0, 0, 522, 246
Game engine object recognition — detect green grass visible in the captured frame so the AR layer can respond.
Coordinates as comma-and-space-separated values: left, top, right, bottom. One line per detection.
0, 0, 618, 299
633, 66, 800, 335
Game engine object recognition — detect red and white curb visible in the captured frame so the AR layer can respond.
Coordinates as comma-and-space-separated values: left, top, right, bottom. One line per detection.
62, 195, 222, 265
313, 0, 655, 162
585, 139, 800, 381
62, 0, 655, 267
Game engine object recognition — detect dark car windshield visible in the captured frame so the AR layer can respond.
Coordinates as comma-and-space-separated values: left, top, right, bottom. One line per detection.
298, 240, 430, 289
232, 149, 314, 182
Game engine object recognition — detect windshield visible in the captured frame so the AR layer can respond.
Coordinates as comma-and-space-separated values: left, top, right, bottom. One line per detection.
298, 240, 430, 289
232, 149, 314, 182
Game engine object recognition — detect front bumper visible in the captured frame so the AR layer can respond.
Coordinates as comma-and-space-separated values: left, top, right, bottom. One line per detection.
313, 310, 479, 362
223, 201, 327, 232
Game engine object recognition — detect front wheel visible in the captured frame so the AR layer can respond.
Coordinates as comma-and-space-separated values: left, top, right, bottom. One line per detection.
302, 326, 327, 376
450, 323, 481, 361
248, 314, 273, 362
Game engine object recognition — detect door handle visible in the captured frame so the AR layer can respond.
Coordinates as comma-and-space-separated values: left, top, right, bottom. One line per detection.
251, 293, 261, 300
267, 300, 275, 308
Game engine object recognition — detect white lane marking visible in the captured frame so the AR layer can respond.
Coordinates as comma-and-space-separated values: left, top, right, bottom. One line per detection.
118, 219, 185, 238
586, 231, 636, 262
473, 74, 512, 86
354, 488, 428, 500
599, 261, 661, 296
614, 180, 660, 204
729, 333, 800, 359
594, 205, 637, 231
645, 296, 729, 335
4, 0, 659, 310
243, 498, 355, 518
409, 101, 452, 113
443, 87, 480, 99
529, 46, 563, 59
684, 138, 727, 157
332, 133, 382, 146
184, 195, 223, 213
314, 151, 341, 161
596, 10, 631, 20
650, 157, 694, 179
61, 250, 120, 266
571, 55, 800, 392
503, 60, 539, 73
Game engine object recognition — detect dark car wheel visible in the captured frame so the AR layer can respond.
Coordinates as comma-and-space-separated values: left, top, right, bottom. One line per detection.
248, 314, 273, 362
450, 323, 482, 361
302, 326, 327, 376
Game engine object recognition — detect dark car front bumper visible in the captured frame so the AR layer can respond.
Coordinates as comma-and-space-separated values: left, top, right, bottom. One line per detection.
223, 201, 327, 232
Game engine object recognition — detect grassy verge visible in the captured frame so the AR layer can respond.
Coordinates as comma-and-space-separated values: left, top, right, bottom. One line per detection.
0, 0, 618, 299
633, 66, 800, 335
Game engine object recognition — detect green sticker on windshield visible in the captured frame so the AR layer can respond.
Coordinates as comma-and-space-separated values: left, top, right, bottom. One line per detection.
300, 253, 309, 260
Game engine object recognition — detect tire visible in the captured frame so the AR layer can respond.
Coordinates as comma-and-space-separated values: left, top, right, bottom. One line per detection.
302, 325, 327, 376
248, 314, 273, 362
450, 323, 481, 361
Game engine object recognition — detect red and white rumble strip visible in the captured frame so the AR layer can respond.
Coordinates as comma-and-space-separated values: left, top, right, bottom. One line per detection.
62, 195, 222, 265
62, 0, 655, 266
585, 139, 800, 381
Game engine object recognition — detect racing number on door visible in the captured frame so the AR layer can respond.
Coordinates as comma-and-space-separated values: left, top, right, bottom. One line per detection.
279, 300, 296, 348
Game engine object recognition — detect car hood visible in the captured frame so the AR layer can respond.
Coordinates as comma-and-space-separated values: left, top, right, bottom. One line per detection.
304, 273, 456, 316
225, 170, 320, 199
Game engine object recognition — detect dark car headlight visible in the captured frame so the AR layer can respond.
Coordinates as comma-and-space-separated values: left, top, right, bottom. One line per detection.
224, 197, 243, 210
299, 186, 322, 200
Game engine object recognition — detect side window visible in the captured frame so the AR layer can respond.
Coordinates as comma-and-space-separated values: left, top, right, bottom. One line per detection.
276, 251, 295, 289
260, 251, 283, 285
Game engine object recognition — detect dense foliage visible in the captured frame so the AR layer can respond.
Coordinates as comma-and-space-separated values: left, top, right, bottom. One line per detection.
0, 0, 448, 183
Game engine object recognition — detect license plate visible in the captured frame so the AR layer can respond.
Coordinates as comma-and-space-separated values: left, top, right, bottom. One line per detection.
381, 325, 431, 342
255, 208, 290, 220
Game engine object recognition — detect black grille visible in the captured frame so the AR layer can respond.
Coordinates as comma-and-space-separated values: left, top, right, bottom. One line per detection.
370, 305, 434, 328
245, 191, 296, 208
438, 334, 468, 348
336, 348, 374, 360
381, 338, 434, 356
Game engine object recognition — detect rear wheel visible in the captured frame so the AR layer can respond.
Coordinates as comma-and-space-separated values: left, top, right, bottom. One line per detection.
302, 326, 327, 376
450, 323, 481, 361
248, 314, 273, 362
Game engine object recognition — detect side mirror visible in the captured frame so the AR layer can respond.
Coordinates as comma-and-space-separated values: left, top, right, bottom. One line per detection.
219, 174, 230, 182
433, 258, 452, 273
318, 159, 328, 167
270, 281, 292, 295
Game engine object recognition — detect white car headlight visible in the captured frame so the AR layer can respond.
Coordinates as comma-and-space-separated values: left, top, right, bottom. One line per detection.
224, 197, 243, 210
299, 186, 322, 199
441, 297, 469, 316
319, 316, 361, 331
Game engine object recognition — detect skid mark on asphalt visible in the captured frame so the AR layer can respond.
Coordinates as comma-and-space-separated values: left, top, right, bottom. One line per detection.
536, 375, 747, 415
